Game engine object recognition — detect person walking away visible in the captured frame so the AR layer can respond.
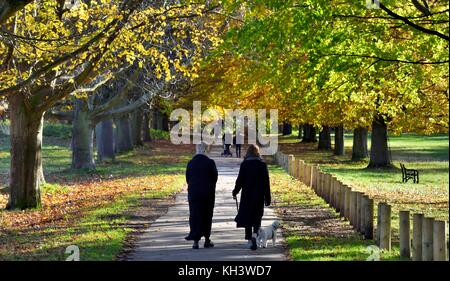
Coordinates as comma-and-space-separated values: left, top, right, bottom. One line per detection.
233, 135, 241, 158
185, 143, 218, 249
232, 144, 271, 250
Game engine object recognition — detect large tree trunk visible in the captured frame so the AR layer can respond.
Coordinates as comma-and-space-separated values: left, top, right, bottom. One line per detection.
131, 109, 144, 146
297, 125, 303, 139
334, 125, 345, 156
302, 124, 317, 142
115, 115, 133, 152
71, 99, 95, 169
7, 94, 44, 209
318, 126, 331, 150
352, 127, 368, 160
282, 122, 292, 135
95, 119, 115, 162
368, 116, 392, 168
143, 112, 151, 142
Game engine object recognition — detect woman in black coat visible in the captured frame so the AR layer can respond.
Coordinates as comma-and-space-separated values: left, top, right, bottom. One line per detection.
185, 143, 218, 249
232, 144, 271, 250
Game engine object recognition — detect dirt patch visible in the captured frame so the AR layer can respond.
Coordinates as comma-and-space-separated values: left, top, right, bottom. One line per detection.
116, 195, 177, 261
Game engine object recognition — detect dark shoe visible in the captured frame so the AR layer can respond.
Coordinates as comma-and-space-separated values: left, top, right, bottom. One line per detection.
192, 241, 199, 249
204, 240, 214, 248
250, 236, 257, 250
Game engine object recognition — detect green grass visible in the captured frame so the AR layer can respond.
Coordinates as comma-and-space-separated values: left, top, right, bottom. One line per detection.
269, 166, 401, 261
0, 177, 183, 261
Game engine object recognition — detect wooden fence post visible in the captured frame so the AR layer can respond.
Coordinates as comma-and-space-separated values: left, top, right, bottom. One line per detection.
329, 176, 336, 208
337, 181, 343, 215
288, 155, 294, 176
399, 210, 411, 259
360, 195, 368, 236
422, 217, 434, 261
306, 165, 312, 187
412, 213, 423, 261
327, 175, 333, 206
292, 158, 300, 179
433, 220, 448, 261
317, 171, 322, 196
363, 196, 374, 239
298, 160, 303, 182
344, 185, 351, 221
350, 191, 357, 227
311, 165, 317, 191
378, 202, 391, 250
356, 192, 362, 232
302, 161, 307, 184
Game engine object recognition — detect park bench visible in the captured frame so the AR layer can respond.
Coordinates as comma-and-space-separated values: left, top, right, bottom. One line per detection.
400, 163, 419, 183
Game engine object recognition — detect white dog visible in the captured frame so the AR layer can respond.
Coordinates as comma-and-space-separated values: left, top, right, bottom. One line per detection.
257, 220, 281, 248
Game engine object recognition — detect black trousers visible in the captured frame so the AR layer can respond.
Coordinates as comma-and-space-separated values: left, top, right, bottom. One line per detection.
188, 198, 215, 241
244, 224, 260, 240
235, 145, 241, 158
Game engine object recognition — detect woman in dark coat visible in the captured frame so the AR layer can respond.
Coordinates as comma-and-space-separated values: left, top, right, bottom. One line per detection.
232, 144, 271, 250
185, 143, 218, 249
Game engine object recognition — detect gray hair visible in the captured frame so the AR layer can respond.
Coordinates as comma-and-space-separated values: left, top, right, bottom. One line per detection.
196, 142, 208, 155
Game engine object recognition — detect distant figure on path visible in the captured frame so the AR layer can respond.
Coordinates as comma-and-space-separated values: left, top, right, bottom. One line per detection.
185, 143, 218, 249
233, 135, 241, 158
232, 144, 271, 250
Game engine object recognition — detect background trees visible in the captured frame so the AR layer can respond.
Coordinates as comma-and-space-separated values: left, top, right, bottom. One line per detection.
191, 0, 448, 167
0, 0, 224, 209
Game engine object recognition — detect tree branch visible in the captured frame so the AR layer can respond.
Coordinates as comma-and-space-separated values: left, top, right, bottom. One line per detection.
378, 3, 449, 41
321, 53, 449, 65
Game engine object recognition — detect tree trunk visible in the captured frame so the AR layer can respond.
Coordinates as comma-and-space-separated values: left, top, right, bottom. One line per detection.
282, 122, 292, 135
318, 126, 331, 150
143, 112, 151, 142
334, 125, 345, 155
368, 115, 391, 168
302, 124, 317, 142
7, 94, 44, 209
131, 109, 143, 146
115, 114, 133, 152
71, 99, 95, 169
352, 127, 368, 160
95, 119, 115, 162
162, 112, 169, 131
151, 110, 157, 129
297, 125, 303, 139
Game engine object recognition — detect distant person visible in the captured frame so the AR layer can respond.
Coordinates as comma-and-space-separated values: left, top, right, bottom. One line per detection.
232, 144, 271, 250
185, 143, 218, 249
222, 133, 232, 156
233, 135, 241, 158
